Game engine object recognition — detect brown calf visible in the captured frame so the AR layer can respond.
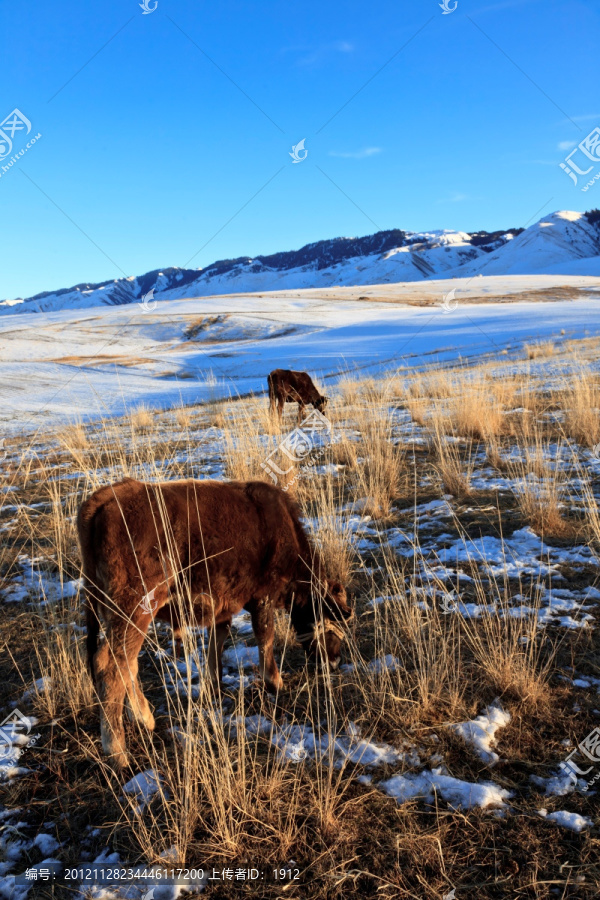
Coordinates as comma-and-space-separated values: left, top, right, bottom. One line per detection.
77, 477, 351, 768
268, 369, 328, 423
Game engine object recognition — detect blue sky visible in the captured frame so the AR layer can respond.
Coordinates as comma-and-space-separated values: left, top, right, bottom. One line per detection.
1, 0, 598, 298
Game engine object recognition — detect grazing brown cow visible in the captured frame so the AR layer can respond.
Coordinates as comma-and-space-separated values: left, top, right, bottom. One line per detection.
268, 369, 328, 423
78, 477, 351, 768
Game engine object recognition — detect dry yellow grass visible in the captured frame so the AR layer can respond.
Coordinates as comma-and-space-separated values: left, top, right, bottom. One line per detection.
129, 403, 154, 432
60, 421, 90, 451
351, 406, 405, 519
560, 367, 600, 447
173, 404, 194, 429
1, 352, 599, 898
524, 340, 555, 360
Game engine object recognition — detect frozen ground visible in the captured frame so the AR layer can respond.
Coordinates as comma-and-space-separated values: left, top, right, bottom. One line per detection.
0, 273, 599, 434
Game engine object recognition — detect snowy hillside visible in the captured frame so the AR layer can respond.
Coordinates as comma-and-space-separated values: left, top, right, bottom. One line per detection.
456, 210, 600, 277
2, 210, 599, 316
1, 273, 599, 432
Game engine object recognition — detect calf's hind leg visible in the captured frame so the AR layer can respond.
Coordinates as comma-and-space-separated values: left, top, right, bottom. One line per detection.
94, 610, 152, 768
124, 655, 155, 731
250, 597, 283, 692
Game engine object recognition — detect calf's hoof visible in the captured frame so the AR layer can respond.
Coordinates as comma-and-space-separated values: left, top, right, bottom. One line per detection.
108, 749, 131, 770
126, 702, 156, 731
265, 673, 284, 694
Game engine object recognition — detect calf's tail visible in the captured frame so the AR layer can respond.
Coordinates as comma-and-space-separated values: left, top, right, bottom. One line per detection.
77, 497, 103, 686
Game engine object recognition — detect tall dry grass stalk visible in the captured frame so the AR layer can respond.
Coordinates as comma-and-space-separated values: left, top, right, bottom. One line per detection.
524, 341, 554, 360
351, 406, 405, 519
428, 413, 474, 498
560, 367, 600, 447
507, 434, 576, 539
129, 404, 154, 433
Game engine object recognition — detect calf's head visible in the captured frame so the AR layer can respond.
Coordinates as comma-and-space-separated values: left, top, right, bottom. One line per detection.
314, 394, 328, 414
291, 579, 352, 669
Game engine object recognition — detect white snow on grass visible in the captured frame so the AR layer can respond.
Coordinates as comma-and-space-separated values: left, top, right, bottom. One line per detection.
22, 677, 52, 701
227, 716, 409, 769
221, 644, 260, 670
122, 770, 165, 815
452, 701, 511, 765
0, 556, 82, 606
537, 808, 594, 832
32, 834, 60, 856
531, 766, 581, 797
380, 768, 512, 809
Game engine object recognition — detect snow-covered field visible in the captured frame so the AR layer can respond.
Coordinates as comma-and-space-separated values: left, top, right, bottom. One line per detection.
1, 272, 599, 434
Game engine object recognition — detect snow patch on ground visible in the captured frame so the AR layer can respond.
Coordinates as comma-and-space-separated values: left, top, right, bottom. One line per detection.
537, 808, 594, 832
452, 701, 511, 765
380, 768, 512, 809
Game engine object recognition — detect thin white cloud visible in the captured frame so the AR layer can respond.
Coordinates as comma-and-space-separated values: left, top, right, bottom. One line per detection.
328, 147, 382, 159
558, 140, 576, 151
556, 113, 600, 127
436, 192, 471, 203
281, 41, 355, 67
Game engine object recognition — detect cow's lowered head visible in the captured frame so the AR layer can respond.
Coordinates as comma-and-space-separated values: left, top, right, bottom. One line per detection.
314, 394, 329, 414
289, 576, 352, 669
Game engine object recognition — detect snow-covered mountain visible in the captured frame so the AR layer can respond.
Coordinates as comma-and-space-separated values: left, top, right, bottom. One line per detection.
3, 210, 599, 316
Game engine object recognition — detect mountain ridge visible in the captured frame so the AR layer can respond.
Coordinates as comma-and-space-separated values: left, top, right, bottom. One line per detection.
3, 210, 599, 315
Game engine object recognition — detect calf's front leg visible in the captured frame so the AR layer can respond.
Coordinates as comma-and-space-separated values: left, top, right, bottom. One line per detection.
206, 620, 230, 690
250, 597, 283, 693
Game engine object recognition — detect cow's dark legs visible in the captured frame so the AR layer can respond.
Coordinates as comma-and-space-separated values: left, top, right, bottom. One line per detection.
277, 397, 285, 420
297, 403, 306, 424
94, 610, 152, 768
269, 391, 277, 418
206, 620, 230, 689
250, 598, 283, 692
